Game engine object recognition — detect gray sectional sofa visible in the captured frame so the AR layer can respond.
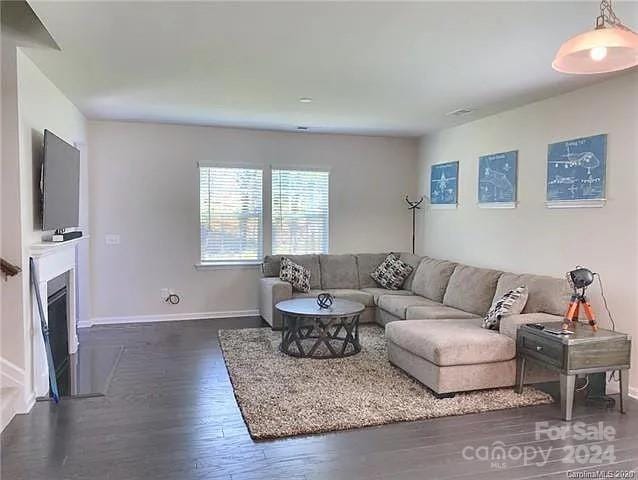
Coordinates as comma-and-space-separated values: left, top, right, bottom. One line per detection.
259, 253, 571, 395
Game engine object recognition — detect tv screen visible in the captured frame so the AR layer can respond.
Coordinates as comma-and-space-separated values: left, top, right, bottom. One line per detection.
42, 130, 80, 231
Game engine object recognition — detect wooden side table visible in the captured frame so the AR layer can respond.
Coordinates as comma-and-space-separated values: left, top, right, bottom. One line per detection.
515, 321, 631, 421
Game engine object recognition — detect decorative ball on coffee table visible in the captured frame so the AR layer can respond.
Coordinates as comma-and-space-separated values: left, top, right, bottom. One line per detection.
317, 293, 334, 309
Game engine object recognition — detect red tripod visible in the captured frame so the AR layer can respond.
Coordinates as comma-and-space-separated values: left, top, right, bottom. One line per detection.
563, 291, 598, 332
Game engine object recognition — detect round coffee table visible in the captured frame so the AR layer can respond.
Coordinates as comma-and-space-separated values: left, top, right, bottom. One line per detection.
276, 298, 365, 359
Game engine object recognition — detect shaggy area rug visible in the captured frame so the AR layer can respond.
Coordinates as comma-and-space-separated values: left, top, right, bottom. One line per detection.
218, 325, 554, 440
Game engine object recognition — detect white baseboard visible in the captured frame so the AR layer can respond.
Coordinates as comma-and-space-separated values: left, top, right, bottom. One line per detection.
18, 391, 36, 415
629, 387, 638, 400
79, 309, 260, 328
0, 357, 25, 389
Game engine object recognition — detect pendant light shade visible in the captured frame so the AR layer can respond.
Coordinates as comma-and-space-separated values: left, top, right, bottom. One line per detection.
553, 0, 638, 75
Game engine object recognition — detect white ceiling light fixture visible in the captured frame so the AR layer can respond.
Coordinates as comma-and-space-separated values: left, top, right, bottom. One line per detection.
553, 0, 638, 74
446, 107, 474, 117
298, 97, 313, 103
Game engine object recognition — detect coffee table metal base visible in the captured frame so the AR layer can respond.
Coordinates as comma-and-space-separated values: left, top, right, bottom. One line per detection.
280, 313, 361, 359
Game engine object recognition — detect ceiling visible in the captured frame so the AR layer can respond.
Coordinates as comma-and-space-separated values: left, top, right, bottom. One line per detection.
26, 1, 638, 137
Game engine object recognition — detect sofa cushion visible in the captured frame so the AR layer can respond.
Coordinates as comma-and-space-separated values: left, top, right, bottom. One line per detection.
263, 254, 321, 289
355, 253, 389, 288
292, 289, 323, 299
385, 319, 516, 366
411, 257, 457, 302
494, 273, 571, 316
377, 295, 438, 319
398, 253, 423, 291
324, 289, 374, 307
370, 254, 414, 290
319, 254, 359, 289
291, 288, 374, 307
406, 304, 480, 320
361, 287, 413, 304
443, 265, 502, 316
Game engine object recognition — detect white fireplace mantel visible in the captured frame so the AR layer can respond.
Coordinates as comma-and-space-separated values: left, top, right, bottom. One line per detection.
29, 238, 84, 398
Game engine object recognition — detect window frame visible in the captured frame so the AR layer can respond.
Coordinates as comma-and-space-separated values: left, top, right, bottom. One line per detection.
270, 166, 331, 256
196, 163, 331, 269
197, 163, 265, 267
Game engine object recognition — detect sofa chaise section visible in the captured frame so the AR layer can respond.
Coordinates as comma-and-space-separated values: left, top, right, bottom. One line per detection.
386, 319, 518, 394
384, 269, 571, 394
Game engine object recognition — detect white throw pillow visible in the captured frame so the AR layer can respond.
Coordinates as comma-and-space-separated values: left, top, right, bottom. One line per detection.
482, 286, 529, 330
370, 253, 414, 290
279, 257, 311, 293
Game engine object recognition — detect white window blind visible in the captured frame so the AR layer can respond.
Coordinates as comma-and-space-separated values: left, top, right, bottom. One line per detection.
199, 166, 263, 263
272, 169, 329, 255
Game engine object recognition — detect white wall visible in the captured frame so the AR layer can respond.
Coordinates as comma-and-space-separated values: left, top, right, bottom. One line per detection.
88, 121, 418, 321
416, 72, 638, 391
1, 39, 25, 375
0, 49, 89, 410
16, 50, 91, 329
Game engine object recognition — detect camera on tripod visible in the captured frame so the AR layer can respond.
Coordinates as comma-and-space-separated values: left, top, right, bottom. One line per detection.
564, 266, 598, 332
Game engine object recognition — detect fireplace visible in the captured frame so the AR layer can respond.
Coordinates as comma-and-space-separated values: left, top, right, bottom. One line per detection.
30, 240, 80, 399
48, 275, 69, 389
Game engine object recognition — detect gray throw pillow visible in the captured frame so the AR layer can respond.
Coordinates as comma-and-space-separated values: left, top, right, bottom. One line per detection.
370, 253, 414, 290
482, 286, 529, 330
279, 257, 311, 293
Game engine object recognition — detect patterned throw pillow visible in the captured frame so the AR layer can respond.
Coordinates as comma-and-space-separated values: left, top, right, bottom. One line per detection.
370, 253, 414, 290
279, 257, 311, 293
482, 286, 529, 330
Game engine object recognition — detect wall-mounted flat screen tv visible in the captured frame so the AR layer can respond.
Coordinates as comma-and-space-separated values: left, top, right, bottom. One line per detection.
42, 130, 80, 231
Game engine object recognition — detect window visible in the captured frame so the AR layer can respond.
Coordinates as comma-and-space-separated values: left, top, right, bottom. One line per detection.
199, 166, 263, 263
272, 169, 329, 255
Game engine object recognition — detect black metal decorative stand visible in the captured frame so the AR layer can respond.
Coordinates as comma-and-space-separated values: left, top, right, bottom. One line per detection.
405, 196, 424, 254
280, 313, 361, 359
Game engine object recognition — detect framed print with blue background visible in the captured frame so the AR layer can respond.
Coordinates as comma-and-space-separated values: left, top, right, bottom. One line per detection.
478, 150, 517, 208
546, 134, 606, 208
430, 161, 458, 208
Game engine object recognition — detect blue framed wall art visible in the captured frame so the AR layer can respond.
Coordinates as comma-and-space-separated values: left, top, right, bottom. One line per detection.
430, 161, 459, 206
478, 150, 518, 207
546, 134, 606, 205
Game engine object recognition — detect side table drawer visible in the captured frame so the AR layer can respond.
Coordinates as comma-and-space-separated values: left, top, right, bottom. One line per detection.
518, 333, 563, 368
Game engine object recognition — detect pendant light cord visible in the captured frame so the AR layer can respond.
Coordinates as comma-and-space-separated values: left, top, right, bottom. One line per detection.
597, 0, 632, 31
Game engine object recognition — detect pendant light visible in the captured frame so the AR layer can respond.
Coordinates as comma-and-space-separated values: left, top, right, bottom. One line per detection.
553, 0, 638, 74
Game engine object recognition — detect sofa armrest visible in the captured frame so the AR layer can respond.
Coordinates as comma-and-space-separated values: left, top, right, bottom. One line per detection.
499, 313, 564, 340
258, 277, 293, 329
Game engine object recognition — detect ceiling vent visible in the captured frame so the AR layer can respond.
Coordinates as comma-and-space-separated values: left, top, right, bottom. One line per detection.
446, 108, 474, 117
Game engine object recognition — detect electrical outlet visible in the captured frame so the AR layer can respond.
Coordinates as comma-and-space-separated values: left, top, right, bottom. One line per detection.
160, 288, 170, 302
105, 234, 121, 245
160, 288, 181, 305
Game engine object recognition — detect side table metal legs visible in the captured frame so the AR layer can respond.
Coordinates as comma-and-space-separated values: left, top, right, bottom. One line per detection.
560, 374, 576, 421
515, 356, 526, 394
620, 369, 628, 414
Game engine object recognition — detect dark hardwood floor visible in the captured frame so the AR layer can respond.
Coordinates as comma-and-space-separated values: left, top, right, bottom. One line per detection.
2, 318, 637, 480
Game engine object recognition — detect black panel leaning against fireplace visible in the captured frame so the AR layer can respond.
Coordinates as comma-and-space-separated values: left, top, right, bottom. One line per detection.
47, 273, 69, 387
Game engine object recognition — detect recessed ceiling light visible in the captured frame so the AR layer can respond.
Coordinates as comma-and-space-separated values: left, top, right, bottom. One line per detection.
446, 108, 474, 117
299, 97, 313, 103
296, 126, 309, 131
